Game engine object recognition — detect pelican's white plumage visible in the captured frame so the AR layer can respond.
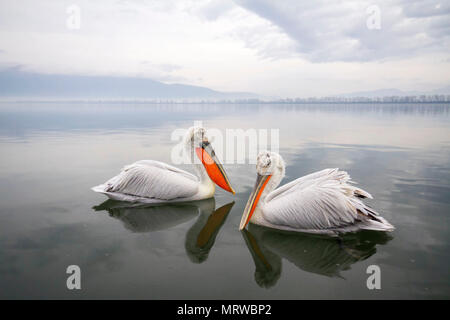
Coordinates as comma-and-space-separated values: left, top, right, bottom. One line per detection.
92, 127, 235, 203
240, 152, 394, 235
92, 160, 201, 203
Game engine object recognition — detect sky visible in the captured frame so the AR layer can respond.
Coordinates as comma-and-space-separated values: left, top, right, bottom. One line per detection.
0, 0, 449, 97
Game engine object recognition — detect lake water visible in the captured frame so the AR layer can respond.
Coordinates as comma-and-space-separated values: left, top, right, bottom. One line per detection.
0, 102, 449, 299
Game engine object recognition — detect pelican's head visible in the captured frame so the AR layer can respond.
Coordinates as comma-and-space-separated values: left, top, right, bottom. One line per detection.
256, 151, 285, 177
239, 151, 285, 230
184, 126, 235, 194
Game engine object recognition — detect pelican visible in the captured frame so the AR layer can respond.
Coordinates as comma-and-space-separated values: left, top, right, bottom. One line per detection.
92, 127, 235, 203
239, 151, 394, 235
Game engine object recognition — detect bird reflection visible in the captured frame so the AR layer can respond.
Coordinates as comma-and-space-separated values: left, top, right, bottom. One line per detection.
242, 224, 393, 288
185, 201, 234, 263
93, 199, 234, 263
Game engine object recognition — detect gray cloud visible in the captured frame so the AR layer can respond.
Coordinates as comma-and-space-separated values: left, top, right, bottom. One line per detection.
193, 0, 234, 21
402, 0, 450, 18
234, 0, 450, 62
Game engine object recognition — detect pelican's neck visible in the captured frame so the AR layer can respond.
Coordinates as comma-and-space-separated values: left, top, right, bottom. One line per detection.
251, 157, 286, 227
184, 140, 214, 188
193, 162, 215, 199
251, 171, 283, 228
193, 163, 213, 185
259, 167, 285, 204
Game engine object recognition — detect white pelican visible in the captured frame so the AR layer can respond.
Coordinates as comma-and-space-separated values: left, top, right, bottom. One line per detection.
239, 152, 395, 235
92, 127, 235, 203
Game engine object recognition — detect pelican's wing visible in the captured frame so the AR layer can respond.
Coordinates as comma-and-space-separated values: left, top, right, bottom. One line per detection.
130, 160, 198, 181
263, 169, 389, 231
99, 160, 199, 200
266, 168, 371, 203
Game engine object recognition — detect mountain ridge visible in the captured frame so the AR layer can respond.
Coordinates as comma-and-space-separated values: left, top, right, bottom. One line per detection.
0, 68, 258, 100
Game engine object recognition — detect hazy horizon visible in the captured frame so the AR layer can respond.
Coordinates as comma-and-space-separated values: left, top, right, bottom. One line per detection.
1, 67, 450, 101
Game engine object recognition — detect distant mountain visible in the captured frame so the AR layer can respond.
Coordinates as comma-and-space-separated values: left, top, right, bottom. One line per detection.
338, 86, 450, 98
0, 68, 258, 100
429, 85, 450, 95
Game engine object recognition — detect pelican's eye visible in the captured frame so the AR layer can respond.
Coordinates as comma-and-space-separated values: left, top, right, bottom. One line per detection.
262, 153, 271, 166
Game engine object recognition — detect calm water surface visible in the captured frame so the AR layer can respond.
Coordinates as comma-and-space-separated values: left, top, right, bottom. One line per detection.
0, 102, 449, 299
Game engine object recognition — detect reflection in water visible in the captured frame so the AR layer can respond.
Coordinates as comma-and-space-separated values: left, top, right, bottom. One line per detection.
1, 102, 449, 299
185, 202, 234, 263
0, 102, 448, 137
93, 199, 234, 263
242, 224, 393, 288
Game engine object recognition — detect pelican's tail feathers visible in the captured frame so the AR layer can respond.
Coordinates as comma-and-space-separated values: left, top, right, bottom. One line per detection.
359, 215, 395, 232
91, 184, 107, 193
353, 187, 373, 199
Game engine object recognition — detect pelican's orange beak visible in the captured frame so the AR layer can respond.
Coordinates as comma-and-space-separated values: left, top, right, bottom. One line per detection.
195, 142, 235, 194
239, 173, 272, 230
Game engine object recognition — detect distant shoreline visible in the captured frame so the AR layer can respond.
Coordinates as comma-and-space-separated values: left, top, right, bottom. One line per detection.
1, 99, 449, 104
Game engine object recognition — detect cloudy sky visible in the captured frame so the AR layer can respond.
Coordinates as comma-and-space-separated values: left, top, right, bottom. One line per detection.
0, 0, 449, 97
